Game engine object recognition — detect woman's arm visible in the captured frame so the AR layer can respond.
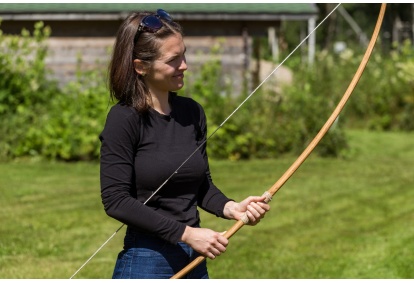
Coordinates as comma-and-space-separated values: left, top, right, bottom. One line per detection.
100, 105, 186, 244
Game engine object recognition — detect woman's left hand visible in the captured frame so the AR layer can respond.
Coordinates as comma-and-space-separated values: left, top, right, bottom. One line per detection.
224, 196, 270, 226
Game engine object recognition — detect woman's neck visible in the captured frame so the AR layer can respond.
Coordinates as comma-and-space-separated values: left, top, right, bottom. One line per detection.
150, 91, 171, 115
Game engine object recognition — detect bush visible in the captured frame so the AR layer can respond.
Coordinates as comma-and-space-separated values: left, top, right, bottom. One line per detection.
323, 40, 414, 131
3, 22, 412, 161
34, 67, 112, 160
0, 21, 112, 161
0, 21, 59, 159
182, 42, 349, 159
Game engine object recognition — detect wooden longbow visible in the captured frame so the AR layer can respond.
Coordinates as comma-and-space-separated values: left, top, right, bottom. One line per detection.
171, 3, 387, 279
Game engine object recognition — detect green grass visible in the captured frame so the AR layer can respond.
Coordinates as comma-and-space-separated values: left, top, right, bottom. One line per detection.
0, 130, 413, 279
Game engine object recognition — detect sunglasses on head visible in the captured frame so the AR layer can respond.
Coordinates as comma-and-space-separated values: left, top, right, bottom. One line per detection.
134, 9, 173, 43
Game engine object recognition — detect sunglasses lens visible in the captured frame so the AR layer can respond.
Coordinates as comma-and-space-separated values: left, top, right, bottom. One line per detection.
135, 10, 174, 43
142, 15, 163, 30
156, 9, 173, 22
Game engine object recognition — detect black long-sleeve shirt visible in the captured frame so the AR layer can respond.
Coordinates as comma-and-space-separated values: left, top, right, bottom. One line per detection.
99, 93, 232, 244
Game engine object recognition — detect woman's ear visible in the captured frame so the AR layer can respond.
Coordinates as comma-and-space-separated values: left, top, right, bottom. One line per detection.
133, 59, 147, 76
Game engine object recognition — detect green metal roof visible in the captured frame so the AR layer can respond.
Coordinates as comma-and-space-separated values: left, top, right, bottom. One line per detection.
0, 3, 318, 15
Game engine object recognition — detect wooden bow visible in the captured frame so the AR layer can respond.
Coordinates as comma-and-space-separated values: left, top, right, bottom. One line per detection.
171, 3, 387, 279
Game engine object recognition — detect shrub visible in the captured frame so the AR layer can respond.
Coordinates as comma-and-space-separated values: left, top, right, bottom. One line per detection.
182, 42, 349, 159
0, 21, 112, 161
34, 67, 112, 160
0, 21, 60, 159
332, 40, 414, 131
3, 22, 413, 161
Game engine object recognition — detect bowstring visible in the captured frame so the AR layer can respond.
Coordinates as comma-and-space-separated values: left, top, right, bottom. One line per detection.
69, 3, 341, 279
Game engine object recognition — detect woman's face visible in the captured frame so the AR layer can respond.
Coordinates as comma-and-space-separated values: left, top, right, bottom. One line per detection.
145, 33, 187, 95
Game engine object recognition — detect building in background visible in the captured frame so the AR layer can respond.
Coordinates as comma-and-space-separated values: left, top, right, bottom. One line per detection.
0, 3, 318, 93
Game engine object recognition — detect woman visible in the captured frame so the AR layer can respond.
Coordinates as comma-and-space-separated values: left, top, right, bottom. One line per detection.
99, 9, 270, 279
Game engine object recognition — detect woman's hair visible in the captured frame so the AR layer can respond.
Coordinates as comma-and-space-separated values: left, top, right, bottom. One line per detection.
108, 12, 183, 112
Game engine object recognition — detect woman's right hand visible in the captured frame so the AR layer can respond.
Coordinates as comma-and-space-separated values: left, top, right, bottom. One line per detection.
180, 226, 228, 259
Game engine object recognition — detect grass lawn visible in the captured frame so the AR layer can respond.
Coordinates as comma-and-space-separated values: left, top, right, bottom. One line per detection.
0, 130, 413, 279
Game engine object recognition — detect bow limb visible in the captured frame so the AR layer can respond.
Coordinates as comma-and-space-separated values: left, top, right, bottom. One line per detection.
171, 3, 387, 279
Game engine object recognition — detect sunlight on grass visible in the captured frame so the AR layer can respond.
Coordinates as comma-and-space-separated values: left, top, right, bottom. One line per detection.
0, 130, 413, 278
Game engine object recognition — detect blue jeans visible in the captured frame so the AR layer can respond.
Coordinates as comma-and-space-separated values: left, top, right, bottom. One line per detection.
112, 229, 209, 279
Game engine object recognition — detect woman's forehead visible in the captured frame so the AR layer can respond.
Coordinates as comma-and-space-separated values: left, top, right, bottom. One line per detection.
158, 34, 186, 56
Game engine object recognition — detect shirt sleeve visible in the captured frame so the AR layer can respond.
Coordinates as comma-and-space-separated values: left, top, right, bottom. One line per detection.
99, 105, 186, 244
195, 103, 233, 217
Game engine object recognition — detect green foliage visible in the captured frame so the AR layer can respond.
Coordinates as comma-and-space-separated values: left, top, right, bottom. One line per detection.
0, 21, 59, 159
283, 39, 414, 132
186, 38, 414, 160
369, 40, 413, 130
1, 21, 413, 161
35, 67, 112, 160
0, 22, 112, 161
183, 47, 349, 159
182, 42, 234, 127
346, 41, 414, 131
312, 39, 414, 131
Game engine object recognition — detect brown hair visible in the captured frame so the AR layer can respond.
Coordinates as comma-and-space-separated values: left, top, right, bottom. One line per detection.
108, 12, 183, 113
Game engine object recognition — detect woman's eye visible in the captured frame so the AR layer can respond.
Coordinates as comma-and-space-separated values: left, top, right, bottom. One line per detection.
167, 56, 183, 64
167, 53, 185, 64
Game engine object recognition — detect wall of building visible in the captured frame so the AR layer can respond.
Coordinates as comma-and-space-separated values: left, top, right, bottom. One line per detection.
2, 18, 289, 95
44, 35, 251, 95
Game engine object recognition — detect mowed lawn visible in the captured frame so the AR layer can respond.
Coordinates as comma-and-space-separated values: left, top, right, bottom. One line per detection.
0, 130, 413, 279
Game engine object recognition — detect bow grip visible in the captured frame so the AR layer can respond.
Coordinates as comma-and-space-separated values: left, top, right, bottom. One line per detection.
240, 191, 272, 224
